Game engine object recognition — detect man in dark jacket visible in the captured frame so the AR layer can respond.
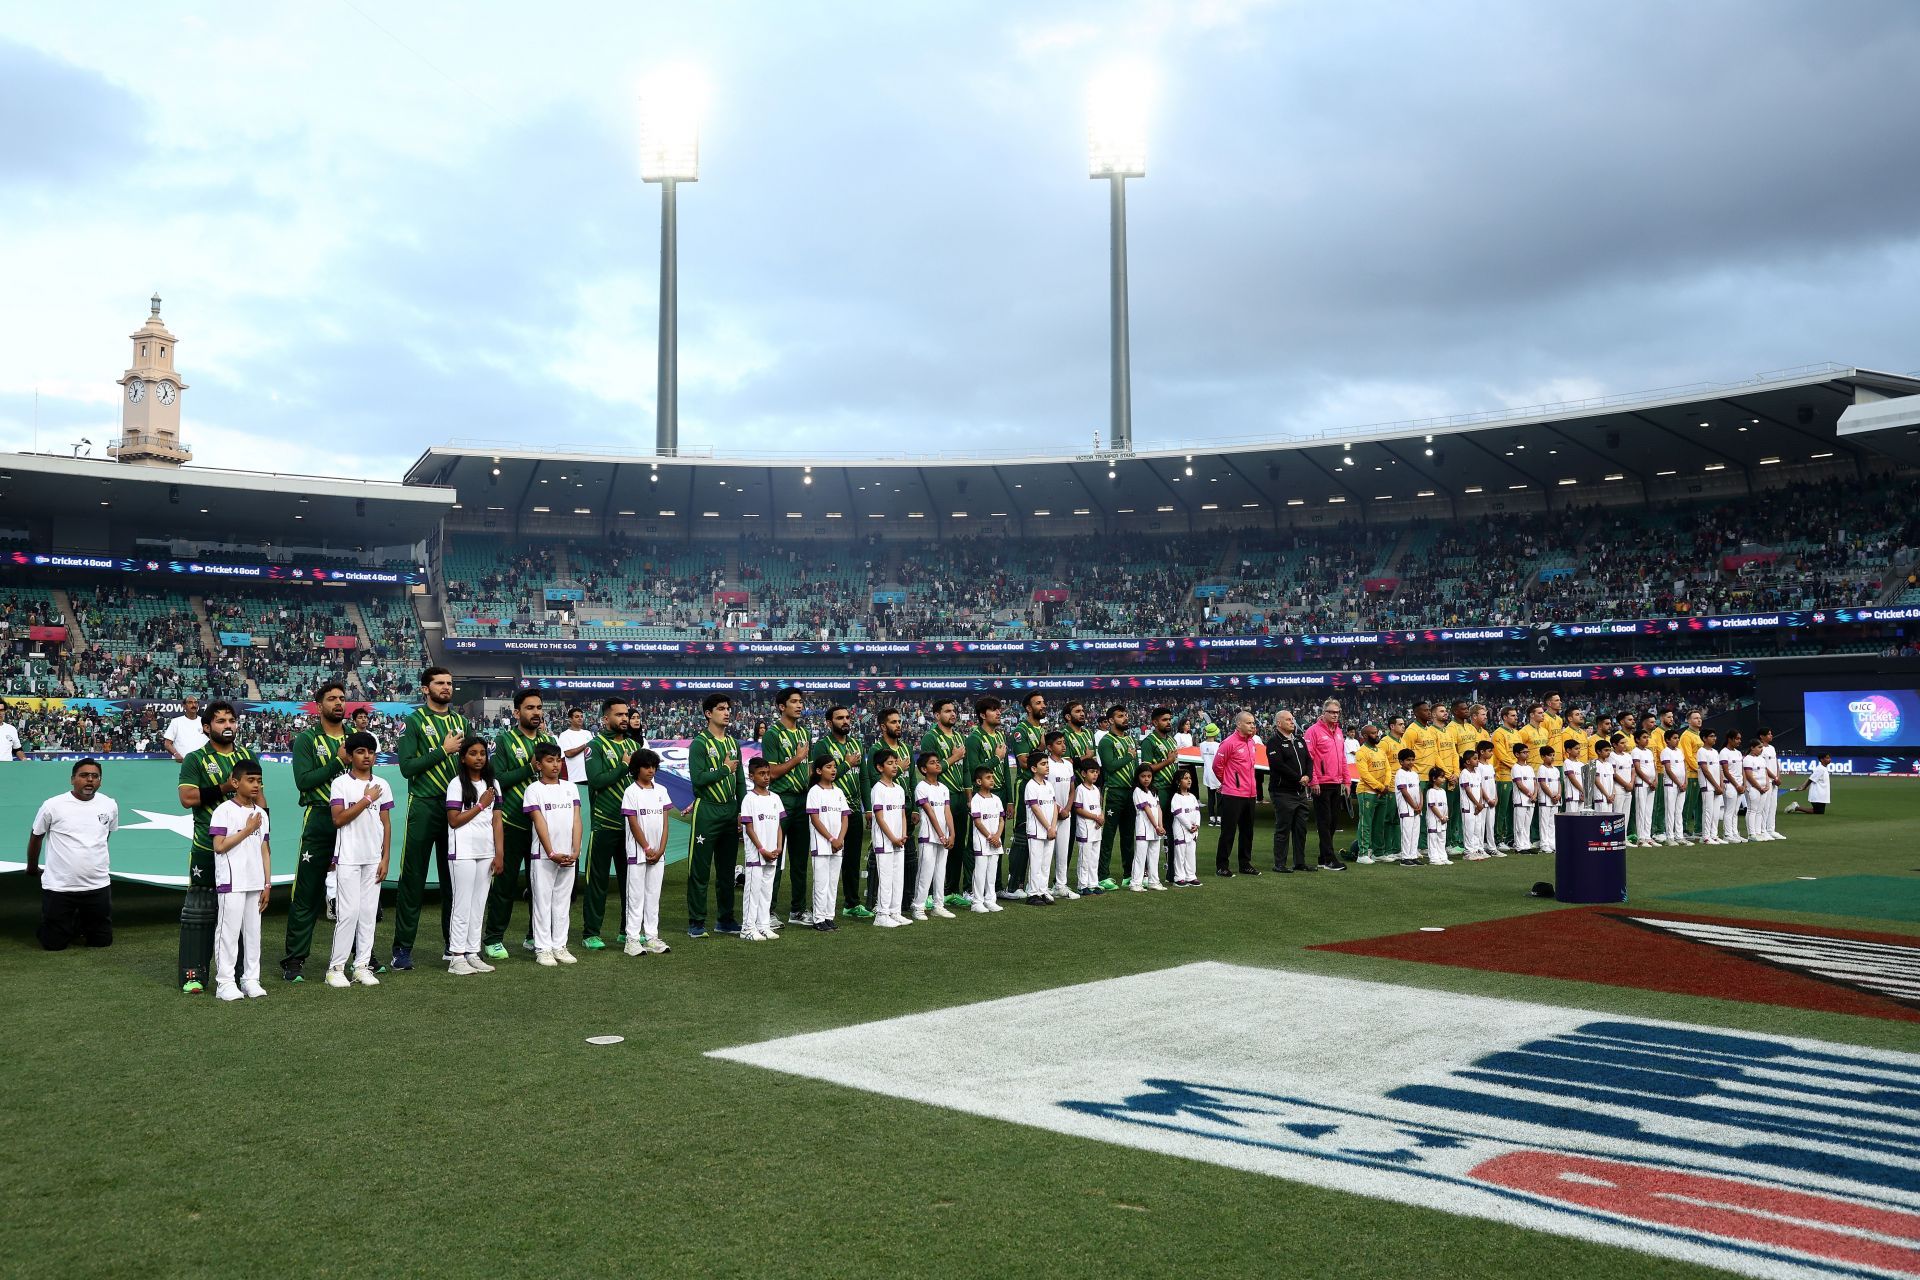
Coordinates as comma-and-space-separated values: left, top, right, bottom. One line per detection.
1266, 710, 1312, 872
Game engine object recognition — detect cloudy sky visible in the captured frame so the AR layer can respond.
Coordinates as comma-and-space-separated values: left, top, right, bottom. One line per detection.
4, 0, 1918, 480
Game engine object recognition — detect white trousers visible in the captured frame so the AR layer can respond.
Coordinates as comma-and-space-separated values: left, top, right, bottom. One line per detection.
1481, 805, 1499, 850
1131, 838, 1161, 886
1461, 808, 1481, 853
329, 862, 383, 970
812, 853, 842, 922
1700, 786, 1721, 837
1663, 783, 1685, 842
1398, 815, 1421, 859
1632, 787, 1654, 844
913, 841, 949, 911
215, 889, 261, 994
1765, 786, 1780, 834
1426, 826, 1448, 864
1511, 802, 1535, 851
1074, 836, 1102, 890
971, 851, 999, 904
1171, 837, 1196, 883
874, 848, 905, 920
741, 863, 776, 934
1050, 825, 1073, 893
1025, 826, 1054, 896
623, 854, 667, 942
1722, 791, 1743, 840
1537, 807, 1557, 853
529, 857, 574, 952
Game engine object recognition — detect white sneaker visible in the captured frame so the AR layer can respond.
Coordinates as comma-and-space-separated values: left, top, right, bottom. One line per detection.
645, 939, 670, 954
1149, 881, 1168, 891
970, 903, 993, 913
911, 909, 928, 921
555, 948, 579, 964
242, 983, 268, 999
931, 905, 957, 918
1131, 884, 1147, 893
788, 912, 813, 927
536, 949, 559, 967
1005, 888, 1028, 901
1053, 887, 1079, 901
467, 954, 495, 972
448, 956, 477, 976
624, 939, 646, 956
1429, 858, 1454, 867
989, 901, 1005, 912
1464, 852, 1490, 861
352, 966, 381, 986
875, 916, 901, 928
521, 937, 537, 953
217, 986, 243, 1002
1355, 854, 1375, 864
324, 967, 351, 989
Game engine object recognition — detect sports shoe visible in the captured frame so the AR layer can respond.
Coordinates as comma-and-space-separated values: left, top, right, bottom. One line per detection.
448, 956, 477, 976
1098, 878, 1118, 892
812, 920, 836, 932
970, 903, 993, 914
911, 909, 928, 921
1149, 881, 1168, 891
352, 966, 381, 986
844, 905, 875, 920
931, 904, 957, 918
182, 979, 204, 995
1053, 888, 1079, 902
1490, 849, 1508, 857
468, 954, 496, 972
1784, 801, 1800, 813
217, 986, 244, 1002
687, 923, 707, 939
787, 912, 813, 927
555, 948, 578, 964
1464, 851, 1490, 861
1004, 888, 1028, 901
646, 939, 671, 954
324, 897, 337, 922
324, 967, 351, 988
1316, 861, 1347, 872
389, 947, 413, 971
582, 936, 607, 951
521, 936, 537, 953
943, 893, 968, 909
1355, 854, 1375, 864
243, 983, 268, 999
484, 943, 510, 961
988, 901, 1005, 912
1030, 894, 1053, 905
624, 939, 646, 956
616, 932, 628, 944
1130, 884, 1147, 893
715, 920, 743, 935
875, 915, 901, 928
1428, 857, 1454, 867
536, 949, 559, 966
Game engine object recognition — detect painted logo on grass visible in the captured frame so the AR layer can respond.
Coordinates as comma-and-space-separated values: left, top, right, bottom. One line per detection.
710, 963, 1920, 1280
1851, 695, 1904, 743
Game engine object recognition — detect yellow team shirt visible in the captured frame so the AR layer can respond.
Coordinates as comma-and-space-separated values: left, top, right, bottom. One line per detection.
1490, 726, 1519, 782
1434, 724, 1461, 779
1401, 722, 1440, 776
1452, 721, 1484, 769
1541, 712, 1564, 739
1648, 726, 1667, 758
1517, 722, 1550, 765
1355, 744, 1389, 794
1679, 728, 1703, 775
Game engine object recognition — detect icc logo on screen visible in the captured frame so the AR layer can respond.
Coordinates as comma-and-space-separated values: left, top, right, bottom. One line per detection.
1847, 694, 1902, 742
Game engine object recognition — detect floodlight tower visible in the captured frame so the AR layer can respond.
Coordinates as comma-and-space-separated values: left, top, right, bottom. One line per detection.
639, 69, 705, 457
1087, 63, 1153, 456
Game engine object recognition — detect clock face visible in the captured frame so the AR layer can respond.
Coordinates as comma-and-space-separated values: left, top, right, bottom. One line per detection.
157, 382, 176, 405
126, 379, 144, 403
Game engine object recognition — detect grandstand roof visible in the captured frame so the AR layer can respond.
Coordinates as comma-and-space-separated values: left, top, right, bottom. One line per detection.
0, 453, 454, 546
408, 364, 1920, 526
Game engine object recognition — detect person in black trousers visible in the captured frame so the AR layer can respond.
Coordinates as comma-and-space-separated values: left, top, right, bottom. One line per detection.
1266, 710, 1313, 872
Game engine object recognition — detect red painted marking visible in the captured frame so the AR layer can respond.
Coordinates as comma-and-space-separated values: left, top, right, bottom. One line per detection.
1474, 1150, 1920, 1275
1312, 908, 1920, 1023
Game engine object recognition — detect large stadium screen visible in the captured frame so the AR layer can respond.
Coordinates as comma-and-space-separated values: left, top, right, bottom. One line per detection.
1802, 688, 1920, 748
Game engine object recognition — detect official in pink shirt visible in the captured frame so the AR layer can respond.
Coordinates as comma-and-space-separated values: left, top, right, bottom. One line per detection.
1212, 711, 1260, 876
1303, 701, 1350, 870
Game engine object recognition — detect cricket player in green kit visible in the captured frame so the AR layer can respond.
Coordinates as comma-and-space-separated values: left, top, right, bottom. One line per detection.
279, 681, 350, 982
389, 666, 469, 970
760, 687, 814, 924
1061, 700, 1096, 766
1004, 692, 1049, 899
686, 692, 742, 937
481, 688, 551, 959
964, 697, 1013, 898
811, 705, 869, 918
175, 702, 256, 992
918, 698, 967, 905
1140, 706, 1182, 883
1096, 704, 1137, 890
578, 696, 639, 949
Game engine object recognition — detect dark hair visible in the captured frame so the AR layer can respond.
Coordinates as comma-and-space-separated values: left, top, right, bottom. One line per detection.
1026, 749, 1049, 770
916, 751, 939, 772
929, 698, 955, 715
532, 742, 562, 762
1397, 748, 1415, 762
314, 680, 346, 703
1078, 756, 1101, 773
70, 757, 101, 777
568, 707, 585, 719
776, 686, 803, 706
1429, 767, 1446, 780
1023, 691, 1046, 709
600, 696, 629, 715
1044, 730, 1064, 748
1150, 706, 1172, 720
512, 686, 541, 709
1513, 741, 1530, 754
1064, 700, 1085, 717
420, 665, 451, 688
1105, 704, 1126, 719
973, 696, 1001, 717
826, 703, 850, 719
456, 734, 496, 808
1133, 764, 1154, 785
748, 755, 771, 773
702, 693, 731, 714
232, 759, 263, 780
1476, 739, 1494, 753
878, 705, 901, 724
1538, 745, 1555, 758
869, 747, 897, 771
810, 756, 837, 785
344, 731, 378, 754
630, 747, 661, 775
202, 700, 236, 725
972, 765, 996, 784
1172, 766, 1194, 788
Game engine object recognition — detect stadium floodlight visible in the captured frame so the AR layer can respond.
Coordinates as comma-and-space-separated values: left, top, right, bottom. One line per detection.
1087, 60, 1155, 456
638, 67, 707, 457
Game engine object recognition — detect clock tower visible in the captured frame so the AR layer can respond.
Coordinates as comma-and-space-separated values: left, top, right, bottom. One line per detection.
112, 294, 192, 467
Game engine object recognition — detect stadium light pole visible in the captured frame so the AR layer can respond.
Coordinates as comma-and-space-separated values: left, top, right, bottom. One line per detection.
639, 69, 705, 458
1087, 63, 1153, 456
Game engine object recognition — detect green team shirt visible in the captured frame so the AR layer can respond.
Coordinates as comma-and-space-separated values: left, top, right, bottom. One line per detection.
292, 724, 348, 809
965, 725, 1014, 803
1098, 729, 1139, 794
398, 707, 470, 806
1009, 718, 1049, 774
1142, 730, 1181, 792
811, 732, 866, 811
691, 730, 742, 815
919, 724, 968, 800
493, 726, 554, 830
760, 720, 813, 797
1062, 724, 1096, 765
179, 743, 259, 853
585, 732, 639, 828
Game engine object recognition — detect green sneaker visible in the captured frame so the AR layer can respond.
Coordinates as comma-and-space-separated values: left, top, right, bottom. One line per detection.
483, 943, 510, 961
182, 979, 204, 994
1119, 878, 1131, 888
616, 933, 628, 945
844, 904, 876, 920
1098, 878, 1119, 892
943, 893, 968, 909
924, 896, 938, 912
582, 936, 607, 950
